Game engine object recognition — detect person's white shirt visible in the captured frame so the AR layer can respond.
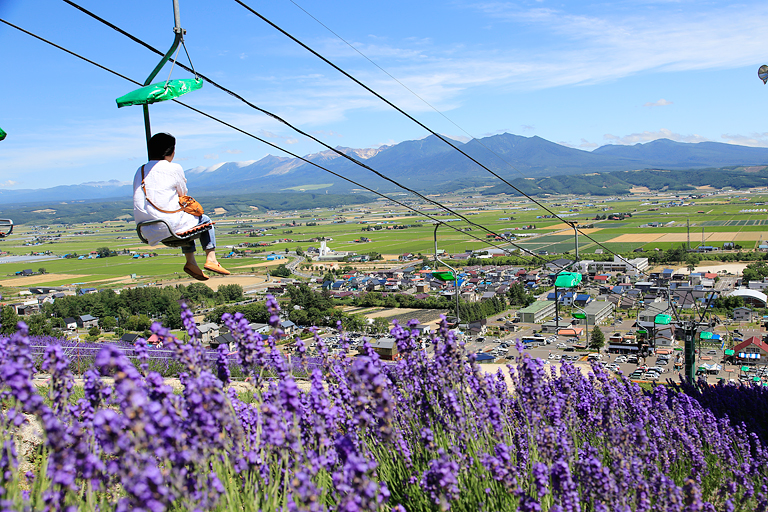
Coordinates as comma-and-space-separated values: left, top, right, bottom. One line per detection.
133, 159, 198, 246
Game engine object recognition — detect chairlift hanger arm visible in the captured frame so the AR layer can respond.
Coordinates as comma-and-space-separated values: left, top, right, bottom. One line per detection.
0, 219, 13, 237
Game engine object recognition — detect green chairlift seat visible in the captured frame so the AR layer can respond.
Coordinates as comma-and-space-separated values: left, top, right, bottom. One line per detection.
0, 127, 6, 141
725, 349, 735, 356
700, 331, 713, 340
554, 272, 582, 288
431, 271, 455, 282
741, 366, 750, 372
654, 314, 672, 325
116, 78, 203, 108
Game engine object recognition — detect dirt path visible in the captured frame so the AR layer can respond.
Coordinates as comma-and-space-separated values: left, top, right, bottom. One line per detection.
0, 273, 89, 286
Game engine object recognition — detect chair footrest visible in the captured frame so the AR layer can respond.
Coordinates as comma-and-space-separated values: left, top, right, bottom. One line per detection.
176, 222, 214, 238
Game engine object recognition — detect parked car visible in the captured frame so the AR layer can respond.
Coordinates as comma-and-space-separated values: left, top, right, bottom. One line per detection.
707, 350, 717, 355
643, 372, 660, 380
557, 343, 568, 349
615, 356, 627, 363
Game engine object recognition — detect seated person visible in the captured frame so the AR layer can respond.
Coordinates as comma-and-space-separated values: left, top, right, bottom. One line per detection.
133, 132, 229, 281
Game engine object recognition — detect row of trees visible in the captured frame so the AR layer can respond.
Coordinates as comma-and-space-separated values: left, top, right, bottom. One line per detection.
31, 283, 244, 332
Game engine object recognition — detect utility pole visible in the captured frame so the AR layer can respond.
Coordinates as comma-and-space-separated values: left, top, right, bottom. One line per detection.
687, 218, 690, 251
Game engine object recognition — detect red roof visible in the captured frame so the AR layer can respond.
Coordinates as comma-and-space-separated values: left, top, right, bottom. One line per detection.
703, 272, 718, 279
594, 275, 609, 281
733, 336, 768, 353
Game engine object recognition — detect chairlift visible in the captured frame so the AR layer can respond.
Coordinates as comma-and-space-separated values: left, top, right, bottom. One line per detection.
554, 272, 582, 288
433, 223, 460, 323
124, 1, 209, 250
431, 270, 455, 282
0, 219, 13, 238
0, 127, 6, 141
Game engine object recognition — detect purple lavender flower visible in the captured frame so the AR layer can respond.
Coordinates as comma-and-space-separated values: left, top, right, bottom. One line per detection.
421, 449, 460, 510
216, 344, 230, 386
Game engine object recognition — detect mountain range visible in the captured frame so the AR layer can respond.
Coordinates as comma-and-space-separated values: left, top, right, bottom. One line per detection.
3, 133, 768, 206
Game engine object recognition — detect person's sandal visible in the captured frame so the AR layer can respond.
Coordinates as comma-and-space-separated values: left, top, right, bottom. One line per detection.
184, 264, 209, 281
204, 262, 230, 275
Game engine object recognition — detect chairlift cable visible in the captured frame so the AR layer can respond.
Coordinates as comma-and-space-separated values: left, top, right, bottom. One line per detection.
234, 0, 654, 274
285, 0, 554, 194
57, 0, 562, 265
0, 16, 551, 267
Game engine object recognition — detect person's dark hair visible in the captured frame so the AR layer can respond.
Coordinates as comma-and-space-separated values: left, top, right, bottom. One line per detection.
148, 132, 176, 160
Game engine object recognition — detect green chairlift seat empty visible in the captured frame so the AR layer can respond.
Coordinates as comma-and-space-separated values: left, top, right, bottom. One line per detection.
554, 272, 582, 288
700, 331, 713, 340
116, 78, 203, 108
725, 349, 735, 356
431, 271, 455, 282
0, 127, 6, 141
654, 314, 672, 325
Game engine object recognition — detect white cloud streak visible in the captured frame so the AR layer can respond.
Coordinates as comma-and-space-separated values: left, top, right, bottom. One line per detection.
644, 99, 673, 107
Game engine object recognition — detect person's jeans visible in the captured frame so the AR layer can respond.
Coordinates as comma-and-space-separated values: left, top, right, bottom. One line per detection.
180, 214, 216, 254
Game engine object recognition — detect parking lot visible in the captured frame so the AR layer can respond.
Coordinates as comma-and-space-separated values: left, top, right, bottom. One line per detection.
303, 324, 759, 385
463, 325, 748, 385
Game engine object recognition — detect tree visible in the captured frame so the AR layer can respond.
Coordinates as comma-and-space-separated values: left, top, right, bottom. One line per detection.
38, 268, 47, 274
99, 316, 117, 331
272, 264, 291, 278
96, 247, 114, 258
0, 306, 20, 335
590, 326, 605, 350
216, 284, 244, 303
88, 325, 101, 337
371, 317, 390, 334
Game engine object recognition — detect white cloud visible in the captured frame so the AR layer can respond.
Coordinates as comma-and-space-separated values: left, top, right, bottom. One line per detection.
0, 180, 18, 188
720, 133, 768, 147
644, 99, 673, 107
463, 2, 768, 88
203, 154, 219, 159
579, 139, 598, 149
603, 128, 709, 144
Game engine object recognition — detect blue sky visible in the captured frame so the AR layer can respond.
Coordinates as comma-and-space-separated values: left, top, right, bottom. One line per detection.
2, 0, 768, 190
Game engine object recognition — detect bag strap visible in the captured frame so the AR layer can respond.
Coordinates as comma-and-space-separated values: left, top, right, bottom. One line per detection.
141, 164, 182, 214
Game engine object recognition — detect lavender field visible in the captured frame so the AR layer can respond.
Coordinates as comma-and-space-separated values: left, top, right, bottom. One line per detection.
1, 296, 768, 511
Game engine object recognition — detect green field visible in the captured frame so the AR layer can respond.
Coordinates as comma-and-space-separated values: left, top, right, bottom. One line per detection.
2, 190, 768, 291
